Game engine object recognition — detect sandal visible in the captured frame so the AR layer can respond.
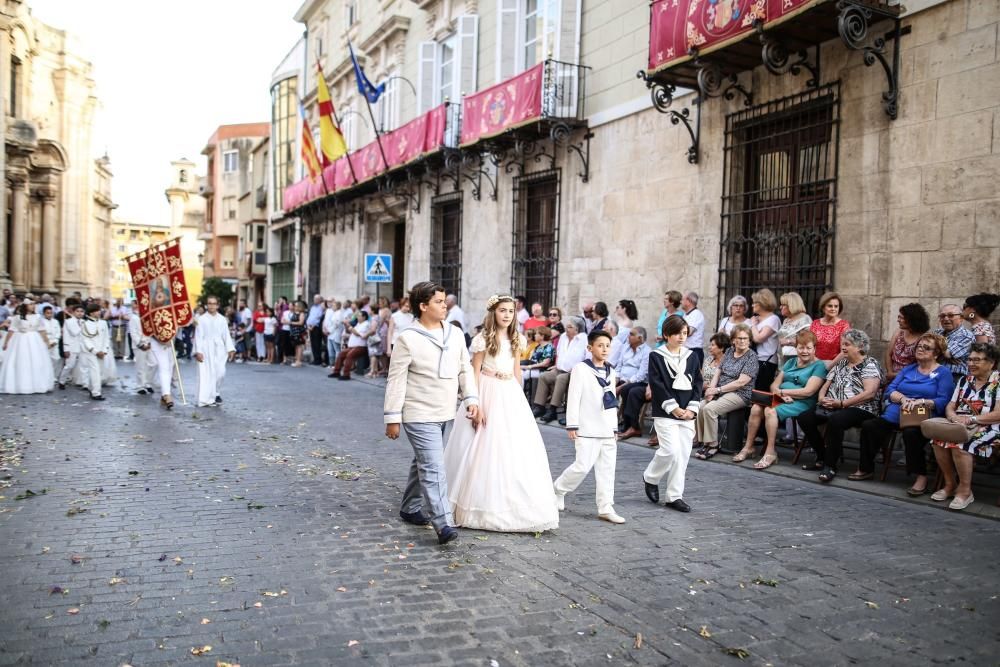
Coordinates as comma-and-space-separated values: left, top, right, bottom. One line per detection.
753, 453, 778, 470
732, 448, 755, 463
801, 460, 824, 471
818, 468, 837, 483
847, 471, 873, 481
695, 446, 720, 460
160, 396, 174, 410
647, 435, 659, 448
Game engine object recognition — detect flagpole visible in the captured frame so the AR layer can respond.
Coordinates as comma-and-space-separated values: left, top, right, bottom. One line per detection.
350, 43, 390, 173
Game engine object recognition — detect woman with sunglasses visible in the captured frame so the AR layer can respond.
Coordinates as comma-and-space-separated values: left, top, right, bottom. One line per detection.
854, 333, 954, 495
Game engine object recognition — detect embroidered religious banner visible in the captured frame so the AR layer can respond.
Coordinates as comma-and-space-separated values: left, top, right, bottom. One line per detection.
126, 238, 193, 343
460, 62, 544, 146
647, 0, 819, 74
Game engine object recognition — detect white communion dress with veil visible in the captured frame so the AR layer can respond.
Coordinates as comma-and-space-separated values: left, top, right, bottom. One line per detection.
444, 333, 559, 532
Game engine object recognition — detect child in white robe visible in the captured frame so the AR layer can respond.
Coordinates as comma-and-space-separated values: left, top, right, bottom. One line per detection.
79, 303, 109, 400
58, 304, 84, 390
128, 311, 155, 394
194, 296, 235, 407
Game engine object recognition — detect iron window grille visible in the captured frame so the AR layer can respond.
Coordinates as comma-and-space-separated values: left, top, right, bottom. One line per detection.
512, 169, 560, 310
718, 82, 841, 321
430, 192, 464, 300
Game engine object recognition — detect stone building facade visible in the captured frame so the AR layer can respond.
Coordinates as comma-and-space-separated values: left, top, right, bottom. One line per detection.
164, 158, 207, 304
287, 0, 1000, 346
1, 0, 114, 297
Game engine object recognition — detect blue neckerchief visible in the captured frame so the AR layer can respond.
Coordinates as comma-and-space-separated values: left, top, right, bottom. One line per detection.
584, 359, 618, 410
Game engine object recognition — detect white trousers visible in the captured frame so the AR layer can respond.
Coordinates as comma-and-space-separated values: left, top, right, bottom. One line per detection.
149, 339, 174, 397
255, 332, 266, 359
553, 436, 617, 513
644, 418, 694, 502
134, 346, 154, 389
78, 352, 102, 397
58, 352, 78, 385
50, 355, 62, 382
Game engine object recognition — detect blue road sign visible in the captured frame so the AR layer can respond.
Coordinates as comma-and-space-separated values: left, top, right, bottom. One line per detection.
364, 253, 392, 283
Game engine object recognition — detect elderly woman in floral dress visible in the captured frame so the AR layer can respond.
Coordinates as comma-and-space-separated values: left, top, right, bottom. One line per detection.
928, 343, 1000, 511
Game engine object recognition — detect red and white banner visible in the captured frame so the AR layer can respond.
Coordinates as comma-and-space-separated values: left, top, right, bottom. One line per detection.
283, 103, 450, 210
648, 0, 818, 73
460, 62, 543, 146
126, 238, 193, 343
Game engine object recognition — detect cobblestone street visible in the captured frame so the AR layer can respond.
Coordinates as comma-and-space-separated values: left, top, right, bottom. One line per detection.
1, 362, 998, 667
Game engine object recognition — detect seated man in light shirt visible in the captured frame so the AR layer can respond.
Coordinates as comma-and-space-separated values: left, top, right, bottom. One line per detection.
616, 327, 651, 440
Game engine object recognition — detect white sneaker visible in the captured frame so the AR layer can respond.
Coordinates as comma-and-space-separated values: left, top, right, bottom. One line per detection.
949, 494, 974, 511
554, 493, 565, 511
598, 511, 626, 524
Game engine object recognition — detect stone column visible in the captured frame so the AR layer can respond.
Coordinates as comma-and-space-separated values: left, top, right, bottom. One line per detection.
39, 188, 58, 292
7, 171, 28, 292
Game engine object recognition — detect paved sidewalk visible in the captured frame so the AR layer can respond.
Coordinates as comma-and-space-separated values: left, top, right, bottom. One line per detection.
1, 362, 998, 666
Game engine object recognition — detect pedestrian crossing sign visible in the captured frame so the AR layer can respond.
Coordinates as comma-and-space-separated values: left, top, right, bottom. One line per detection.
364, 253, 392, 283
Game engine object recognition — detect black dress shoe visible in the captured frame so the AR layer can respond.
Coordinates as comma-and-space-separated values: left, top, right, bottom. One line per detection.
399, 510, 430, 526
137, 388, 148, 395
437, 526, 459, 545
541, 408, 558, 423
558, 416, 567, 426
665, 499, 691, 513
644, 481, 660, 504
58, 383, 66, 390
532, 404, 546, 419
214, 396, 222, 404
90, 393, 105, 401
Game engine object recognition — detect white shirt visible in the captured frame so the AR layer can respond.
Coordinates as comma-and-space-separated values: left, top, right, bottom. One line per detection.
516, 308, 529, 332
555, 333, 588, 372
684, 308, 706, 350
263, 317, 277, 336
753, 313, 782, 363
391, 310, 415, 345
565, 362, 618, 438
348, 320, 371, 348
447, 305, 467, 332
322, 308, 339, 335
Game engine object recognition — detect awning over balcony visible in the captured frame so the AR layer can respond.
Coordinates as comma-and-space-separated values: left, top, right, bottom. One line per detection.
645, 0, 902, 90
283, 103, 450, 211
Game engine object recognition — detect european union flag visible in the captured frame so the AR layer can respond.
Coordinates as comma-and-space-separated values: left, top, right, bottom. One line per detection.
349, 43, 385, 104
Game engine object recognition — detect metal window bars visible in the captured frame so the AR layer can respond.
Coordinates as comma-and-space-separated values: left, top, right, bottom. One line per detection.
511, 169, 561, 311
717, 82, 841, 322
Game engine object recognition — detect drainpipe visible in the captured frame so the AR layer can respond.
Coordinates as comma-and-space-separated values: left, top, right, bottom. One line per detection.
293, 28, 308, 301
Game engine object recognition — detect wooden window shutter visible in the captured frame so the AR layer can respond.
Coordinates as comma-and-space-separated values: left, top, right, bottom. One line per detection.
456, 15, 479, 100
496, 0, 519, 83
417, 41, 437, 114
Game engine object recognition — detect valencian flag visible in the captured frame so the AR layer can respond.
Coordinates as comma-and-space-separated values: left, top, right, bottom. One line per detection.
316, 61, 348, 166
125, 237, 193, 343
349, 43, 385, 104
298, 101, 322, 181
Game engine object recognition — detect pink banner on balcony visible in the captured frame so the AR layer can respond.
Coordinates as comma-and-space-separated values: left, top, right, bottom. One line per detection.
282, 104, 451, 210
460, 62, 543, 146
647, 0, 819, 74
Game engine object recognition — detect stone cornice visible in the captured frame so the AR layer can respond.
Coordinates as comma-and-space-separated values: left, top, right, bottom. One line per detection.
359, 14, 410, 55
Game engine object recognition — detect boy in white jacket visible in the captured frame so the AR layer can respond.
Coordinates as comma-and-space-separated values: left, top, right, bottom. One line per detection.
79, 303, 109, 400
58, 303, 84, 390
553, 329, 625, 524
128, 310, 155, 394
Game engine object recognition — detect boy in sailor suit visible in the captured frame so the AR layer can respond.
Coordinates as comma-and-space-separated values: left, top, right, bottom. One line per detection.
553, 329, 626, 524
79, 303, 109, 400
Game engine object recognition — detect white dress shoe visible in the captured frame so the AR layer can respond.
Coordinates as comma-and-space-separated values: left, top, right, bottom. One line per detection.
598, 511, 626, 524
949, 494, 974, 511
930, 489, 951, 502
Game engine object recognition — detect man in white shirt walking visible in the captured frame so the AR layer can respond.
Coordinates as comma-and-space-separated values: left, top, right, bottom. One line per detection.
384, 282, 479, 546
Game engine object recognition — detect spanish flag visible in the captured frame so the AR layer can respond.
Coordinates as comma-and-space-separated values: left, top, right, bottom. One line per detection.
316, 61, 347, 165
298, 102, 322, 182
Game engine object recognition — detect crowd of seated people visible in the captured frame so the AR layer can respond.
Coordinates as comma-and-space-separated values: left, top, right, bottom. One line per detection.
515, 290, 999, 511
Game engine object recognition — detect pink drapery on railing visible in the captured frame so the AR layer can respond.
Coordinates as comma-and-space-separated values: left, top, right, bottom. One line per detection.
647, 0, 820, 74
283, 103, 448, 211
460, 62, 544, 146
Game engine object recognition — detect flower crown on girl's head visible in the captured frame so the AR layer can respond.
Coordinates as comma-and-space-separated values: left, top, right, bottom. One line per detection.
486, 294, 513, 310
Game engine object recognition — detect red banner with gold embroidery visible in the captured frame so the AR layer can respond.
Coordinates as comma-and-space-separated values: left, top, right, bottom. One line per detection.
126, 238, 193, 343
460, 62, 543, 146
648, 0, 819, 74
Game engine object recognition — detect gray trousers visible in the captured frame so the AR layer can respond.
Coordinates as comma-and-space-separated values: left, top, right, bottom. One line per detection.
401, 421, 454, 533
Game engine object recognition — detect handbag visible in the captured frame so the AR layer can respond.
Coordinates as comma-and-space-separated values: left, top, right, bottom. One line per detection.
899, 404, 931, 428
921, 417, 972, 444
750, 390, 782, 408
